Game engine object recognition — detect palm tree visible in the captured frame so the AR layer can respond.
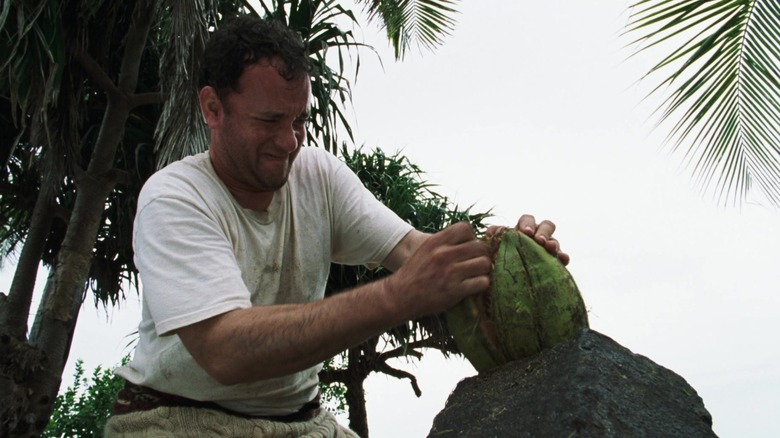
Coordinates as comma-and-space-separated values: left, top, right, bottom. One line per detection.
1, 2, 163, 435
0, 0, 462, 435
625, 0, 780, 207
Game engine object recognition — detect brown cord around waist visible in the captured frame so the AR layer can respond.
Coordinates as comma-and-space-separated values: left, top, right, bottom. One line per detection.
112, 380, 321, 423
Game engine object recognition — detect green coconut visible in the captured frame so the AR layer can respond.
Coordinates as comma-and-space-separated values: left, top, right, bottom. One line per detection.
445, 229, 589, 372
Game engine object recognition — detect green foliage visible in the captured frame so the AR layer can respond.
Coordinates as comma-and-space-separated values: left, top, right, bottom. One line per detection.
356, 0, 460, 60
0, 0, 65, 137
320, 382, 349, 413
0, 146, 38, 260
331, 146, 489, 352
341, 145, 489, 233
330, 146, 489, 308
319, 146, 490, 430
43, 358, 127, 438
320, 356, 349, 413
626, 0, 780, 207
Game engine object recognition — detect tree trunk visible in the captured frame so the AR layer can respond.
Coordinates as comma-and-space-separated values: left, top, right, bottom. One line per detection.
0, 167, 57, 436
346, 347, 371, 438
0, 172, 56, 340
346, 380, 369, 438
0, 1, 158, 435
22, 179, 120, 436
0, 79, 67, 340
0, 66, 68, 438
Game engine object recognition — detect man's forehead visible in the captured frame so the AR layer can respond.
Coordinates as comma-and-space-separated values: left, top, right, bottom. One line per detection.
247, 57, 309, 81
230, 60, 310, 98
241, 63, 309, 89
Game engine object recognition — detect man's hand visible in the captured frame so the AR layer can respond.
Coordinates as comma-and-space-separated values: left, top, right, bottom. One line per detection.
487, 214, 569, 265
383, 222, 491, 320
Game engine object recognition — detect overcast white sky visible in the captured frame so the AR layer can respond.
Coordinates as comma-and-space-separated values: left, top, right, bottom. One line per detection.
3, 1, 778, 437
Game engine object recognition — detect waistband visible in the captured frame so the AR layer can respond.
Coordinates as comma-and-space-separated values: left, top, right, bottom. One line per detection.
112, 380, 321, 423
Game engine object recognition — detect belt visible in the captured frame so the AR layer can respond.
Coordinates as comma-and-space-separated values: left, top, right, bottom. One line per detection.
112, 380, 321, 423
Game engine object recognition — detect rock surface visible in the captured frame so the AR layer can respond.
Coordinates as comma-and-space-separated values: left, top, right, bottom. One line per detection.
428, 329, 717, 438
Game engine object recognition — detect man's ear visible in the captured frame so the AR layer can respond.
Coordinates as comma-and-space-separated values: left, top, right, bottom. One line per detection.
199, 86, 223, 129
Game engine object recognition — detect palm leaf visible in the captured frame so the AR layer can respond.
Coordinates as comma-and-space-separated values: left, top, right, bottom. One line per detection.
0, 0, 66, 165
357, 0, 459, 59
627, 0, 780, 207
153, 0, 216, 168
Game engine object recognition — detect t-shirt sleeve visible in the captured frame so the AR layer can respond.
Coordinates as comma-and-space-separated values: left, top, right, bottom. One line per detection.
322, 152, 414, 265
133, 195, 251, 336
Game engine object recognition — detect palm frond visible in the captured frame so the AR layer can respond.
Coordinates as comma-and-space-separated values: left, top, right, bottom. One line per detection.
357, 0, 459, 60
0, 0, 66, 164
153, 0, 216, 169
627, 0, 780, 207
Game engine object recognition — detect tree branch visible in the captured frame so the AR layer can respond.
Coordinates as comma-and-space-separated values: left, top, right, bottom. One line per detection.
375, 361, 422, 397
69, 2, 161, 109
378, 336, 453, 362
117, 0, 157, 93
69, 48, 118, 96
318, 367, 349, 386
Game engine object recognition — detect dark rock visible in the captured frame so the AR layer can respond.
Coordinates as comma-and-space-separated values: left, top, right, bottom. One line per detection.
428, 329, 716, 438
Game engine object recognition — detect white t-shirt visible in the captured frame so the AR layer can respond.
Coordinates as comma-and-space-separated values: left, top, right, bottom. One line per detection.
115, 147, 413, 415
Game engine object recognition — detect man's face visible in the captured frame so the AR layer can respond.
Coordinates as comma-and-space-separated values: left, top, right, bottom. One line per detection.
204, 59, 311, 194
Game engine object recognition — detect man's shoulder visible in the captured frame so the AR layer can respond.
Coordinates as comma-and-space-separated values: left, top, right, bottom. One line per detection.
155, 151, 211, 176
295, 146, 338, 166
292, 146, 349, 181
138, 151, 224, 206
145, 152, 213, 186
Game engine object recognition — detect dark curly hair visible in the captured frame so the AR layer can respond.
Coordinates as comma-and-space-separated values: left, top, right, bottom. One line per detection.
199, 15, 313, 99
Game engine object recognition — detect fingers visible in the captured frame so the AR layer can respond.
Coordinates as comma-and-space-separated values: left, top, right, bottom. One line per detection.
556, 251, 570, 266
390, 222, 491, 319
453, 247, 492, 278
534, 220, 556, 239
430, 221, 476, 246
458, 275, 491, 295
430, 221, 492, 261
486, 225, 506, 237
513, 214, 570, 265
516, 215, 554, 238
516, 214, 538, 237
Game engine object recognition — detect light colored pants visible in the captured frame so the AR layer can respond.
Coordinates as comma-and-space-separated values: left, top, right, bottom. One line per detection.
103, 406, 360, 438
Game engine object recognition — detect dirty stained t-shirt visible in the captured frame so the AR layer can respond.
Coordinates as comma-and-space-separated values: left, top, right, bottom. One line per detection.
115, 147, 413, 417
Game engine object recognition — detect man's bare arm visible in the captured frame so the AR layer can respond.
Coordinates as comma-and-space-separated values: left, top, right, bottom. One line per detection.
380, 229, 430, 272
176, 216, 568, 386
176, 278, 402, 385
176, 222, 489, 385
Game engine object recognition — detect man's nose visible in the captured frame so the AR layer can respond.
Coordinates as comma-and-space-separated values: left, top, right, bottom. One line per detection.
275, 124, 300, 152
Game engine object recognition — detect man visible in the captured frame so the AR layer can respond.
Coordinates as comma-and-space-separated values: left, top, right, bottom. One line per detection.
105, 16, 568, 437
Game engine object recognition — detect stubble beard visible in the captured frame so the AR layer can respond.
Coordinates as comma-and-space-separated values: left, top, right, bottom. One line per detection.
252, 154, 296, 192
219, 120, 299, 193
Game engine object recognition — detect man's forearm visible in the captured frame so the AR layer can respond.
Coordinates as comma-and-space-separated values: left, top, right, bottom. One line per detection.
176, 277, 402, 385
177, 223, 490, 386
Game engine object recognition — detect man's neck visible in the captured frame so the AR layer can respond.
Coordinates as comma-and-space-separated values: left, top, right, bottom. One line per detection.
227, 186, 274, 213
210, 157, 275, 212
